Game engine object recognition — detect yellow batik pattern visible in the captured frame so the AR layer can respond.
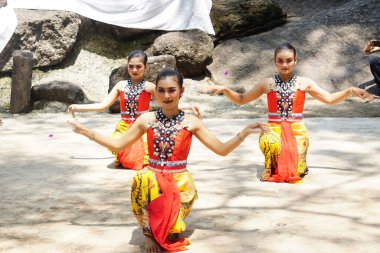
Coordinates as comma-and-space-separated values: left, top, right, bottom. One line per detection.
259, 122, 309, 180
131, 168, 197, 235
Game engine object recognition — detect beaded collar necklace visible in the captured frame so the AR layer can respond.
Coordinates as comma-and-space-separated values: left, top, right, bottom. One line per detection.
156, 109, 185, 128
274, 74, 298, 118
126, 79, 145, 94
152, 109, 185, 161
121, 79, 145, 119
274, 74, 297, 91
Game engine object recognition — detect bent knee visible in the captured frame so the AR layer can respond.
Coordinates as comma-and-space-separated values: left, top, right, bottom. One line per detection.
259, 133, 280, 145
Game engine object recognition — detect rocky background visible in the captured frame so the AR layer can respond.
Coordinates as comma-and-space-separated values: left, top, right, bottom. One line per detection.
0, 0, 379, 117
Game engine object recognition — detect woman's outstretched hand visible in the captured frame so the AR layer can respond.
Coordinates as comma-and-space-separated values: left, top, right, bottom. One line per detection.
67, 104, 77, 119
245, 122, 270, 135
203, 79, 225, 96
351, 87, 376, 101
67, 119, 86, 135
190, 105, 202, 119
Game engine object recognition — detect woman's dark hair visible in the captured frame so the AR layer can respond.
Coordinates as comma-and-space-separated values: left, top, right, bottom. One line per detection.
127, 50, 148, 65
155, 69, 184, 88
274, 43, 297, 59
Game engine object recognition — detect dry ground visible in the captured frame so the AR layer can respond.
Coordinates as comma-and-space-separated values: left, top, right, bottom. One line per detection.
0, 114, 379, 253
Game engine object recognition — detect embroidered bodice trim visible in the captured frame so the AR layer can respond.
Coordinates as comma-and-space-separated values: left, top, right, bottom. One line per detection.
271, 74, 298, 119
121, 79, 146, 120
148, 109, 187, 163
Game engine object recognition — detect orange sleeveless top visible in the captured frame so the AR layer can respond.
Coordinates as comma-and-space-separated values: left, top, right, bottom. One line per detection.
119, 79, 151, 122
147, 110, 192, 173
267, 75, 305, 123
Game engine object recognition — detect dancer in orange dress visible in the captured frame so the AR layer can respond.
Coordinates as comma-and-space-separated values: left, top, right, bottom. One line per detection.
69, 69, 268, 252
205, 43, 374, 183
68, 50, 199, 170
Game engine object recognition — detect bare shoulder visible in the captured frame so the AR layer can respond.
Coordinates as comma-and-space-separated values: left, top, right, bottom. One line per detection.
137, 112, 156, 127
142, 111, 156, 121
297, 76, 315, 90
256, 77, 273, 93
117, 80, 128, 86
115, 80, 127, 90
183, 113, 202, 133
145, 81, 156, 92
263, 77, 274, 85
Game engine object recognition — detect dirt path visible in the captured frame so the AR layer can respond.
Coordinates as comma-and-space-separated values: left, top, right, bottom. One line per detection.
0, 114, 379, 253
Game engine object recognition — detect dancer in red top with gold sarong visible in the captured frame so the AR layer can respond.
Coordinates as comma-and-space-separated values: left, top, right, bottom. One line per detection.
68, 50, 154, 170
69, 69, 269, 252
115, 74, 152, 170
68, 50, 199, 170
205, 42, 374, 183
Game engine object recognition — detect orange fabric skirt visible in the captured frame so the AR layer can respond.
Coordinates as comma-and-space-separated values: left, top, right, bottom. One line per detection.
112, 120, 148, 170
259, 121, 309, 183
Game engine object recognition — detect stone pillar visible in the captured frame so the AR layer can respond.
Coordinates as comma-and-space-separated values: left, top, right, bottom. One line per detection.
0, 0, 7, 8
10, 50, 34, 114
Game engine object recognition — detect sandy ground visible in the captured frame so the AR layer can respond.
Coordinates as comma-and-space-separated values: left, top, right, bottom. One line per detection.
0, 113, 380, 253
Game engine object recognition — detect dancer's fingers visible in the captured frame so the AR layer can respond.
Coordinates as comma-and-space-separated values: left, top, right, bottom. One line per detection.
67, 105, 77, 119
71, 109, 76, 119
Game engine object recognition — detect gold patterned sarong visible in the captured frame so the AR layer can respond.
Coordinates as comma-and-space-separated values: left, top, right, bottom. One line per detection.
131, 168, 197, 236
259, 122, 309, 181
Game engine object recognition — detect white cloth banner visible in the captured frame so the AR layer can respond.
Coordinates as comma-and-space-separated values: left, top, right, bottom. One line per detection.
0, 5, 18, 54
9, 0, 214, 33
0, 0, 214, 55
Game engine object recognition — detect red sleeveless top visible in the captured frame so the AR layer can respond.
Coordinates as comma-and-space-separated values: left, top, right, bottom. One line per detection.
119, 79, 151, 122
267, 75, 305, 123
147, 110, 192, 173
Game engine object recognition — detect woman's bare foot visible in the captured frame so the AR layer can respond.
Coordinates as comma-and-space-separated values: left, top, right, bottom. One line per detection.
145, 236, 162, 252
260, 169, 271, 181
113, 159, 121, 168
167, 233, 179, 241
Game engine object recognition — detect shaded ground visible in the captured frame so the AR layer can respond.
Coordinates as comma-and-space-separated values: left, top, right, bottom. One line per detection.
1, 114, 379, 253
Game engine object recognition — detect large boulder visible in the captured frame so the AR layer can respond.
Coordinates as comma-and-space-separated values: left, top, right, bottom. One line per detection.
31, 81, 86, 104
108, 55, 176, 113
150, 30, 214, 77
0, 9, 86, 72
211, 0, 286, 42
91, 20, 162, 46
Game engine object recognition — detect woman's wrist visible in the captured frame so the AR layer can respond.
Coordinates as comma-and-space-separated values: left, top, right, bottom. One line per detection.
237, 129, 248, 141
236, 132, 245, 141
88, 130, 95, 141
79, 126, 93, 139
348, 87, 354, 96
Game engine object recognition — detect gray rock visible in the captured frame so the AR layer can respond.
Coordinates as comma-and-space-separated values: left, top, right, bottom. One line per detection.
145, 55, 177, 82
32, 100, 70, 112
274, 0, 350, 18
150, 30, 214, 77
108, 55, 176, 113
91, 20, 162, 46
0, 9, 84, 72
0, 0, 7, 7
31, 81, 86, 105
211, 0, 286, 42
